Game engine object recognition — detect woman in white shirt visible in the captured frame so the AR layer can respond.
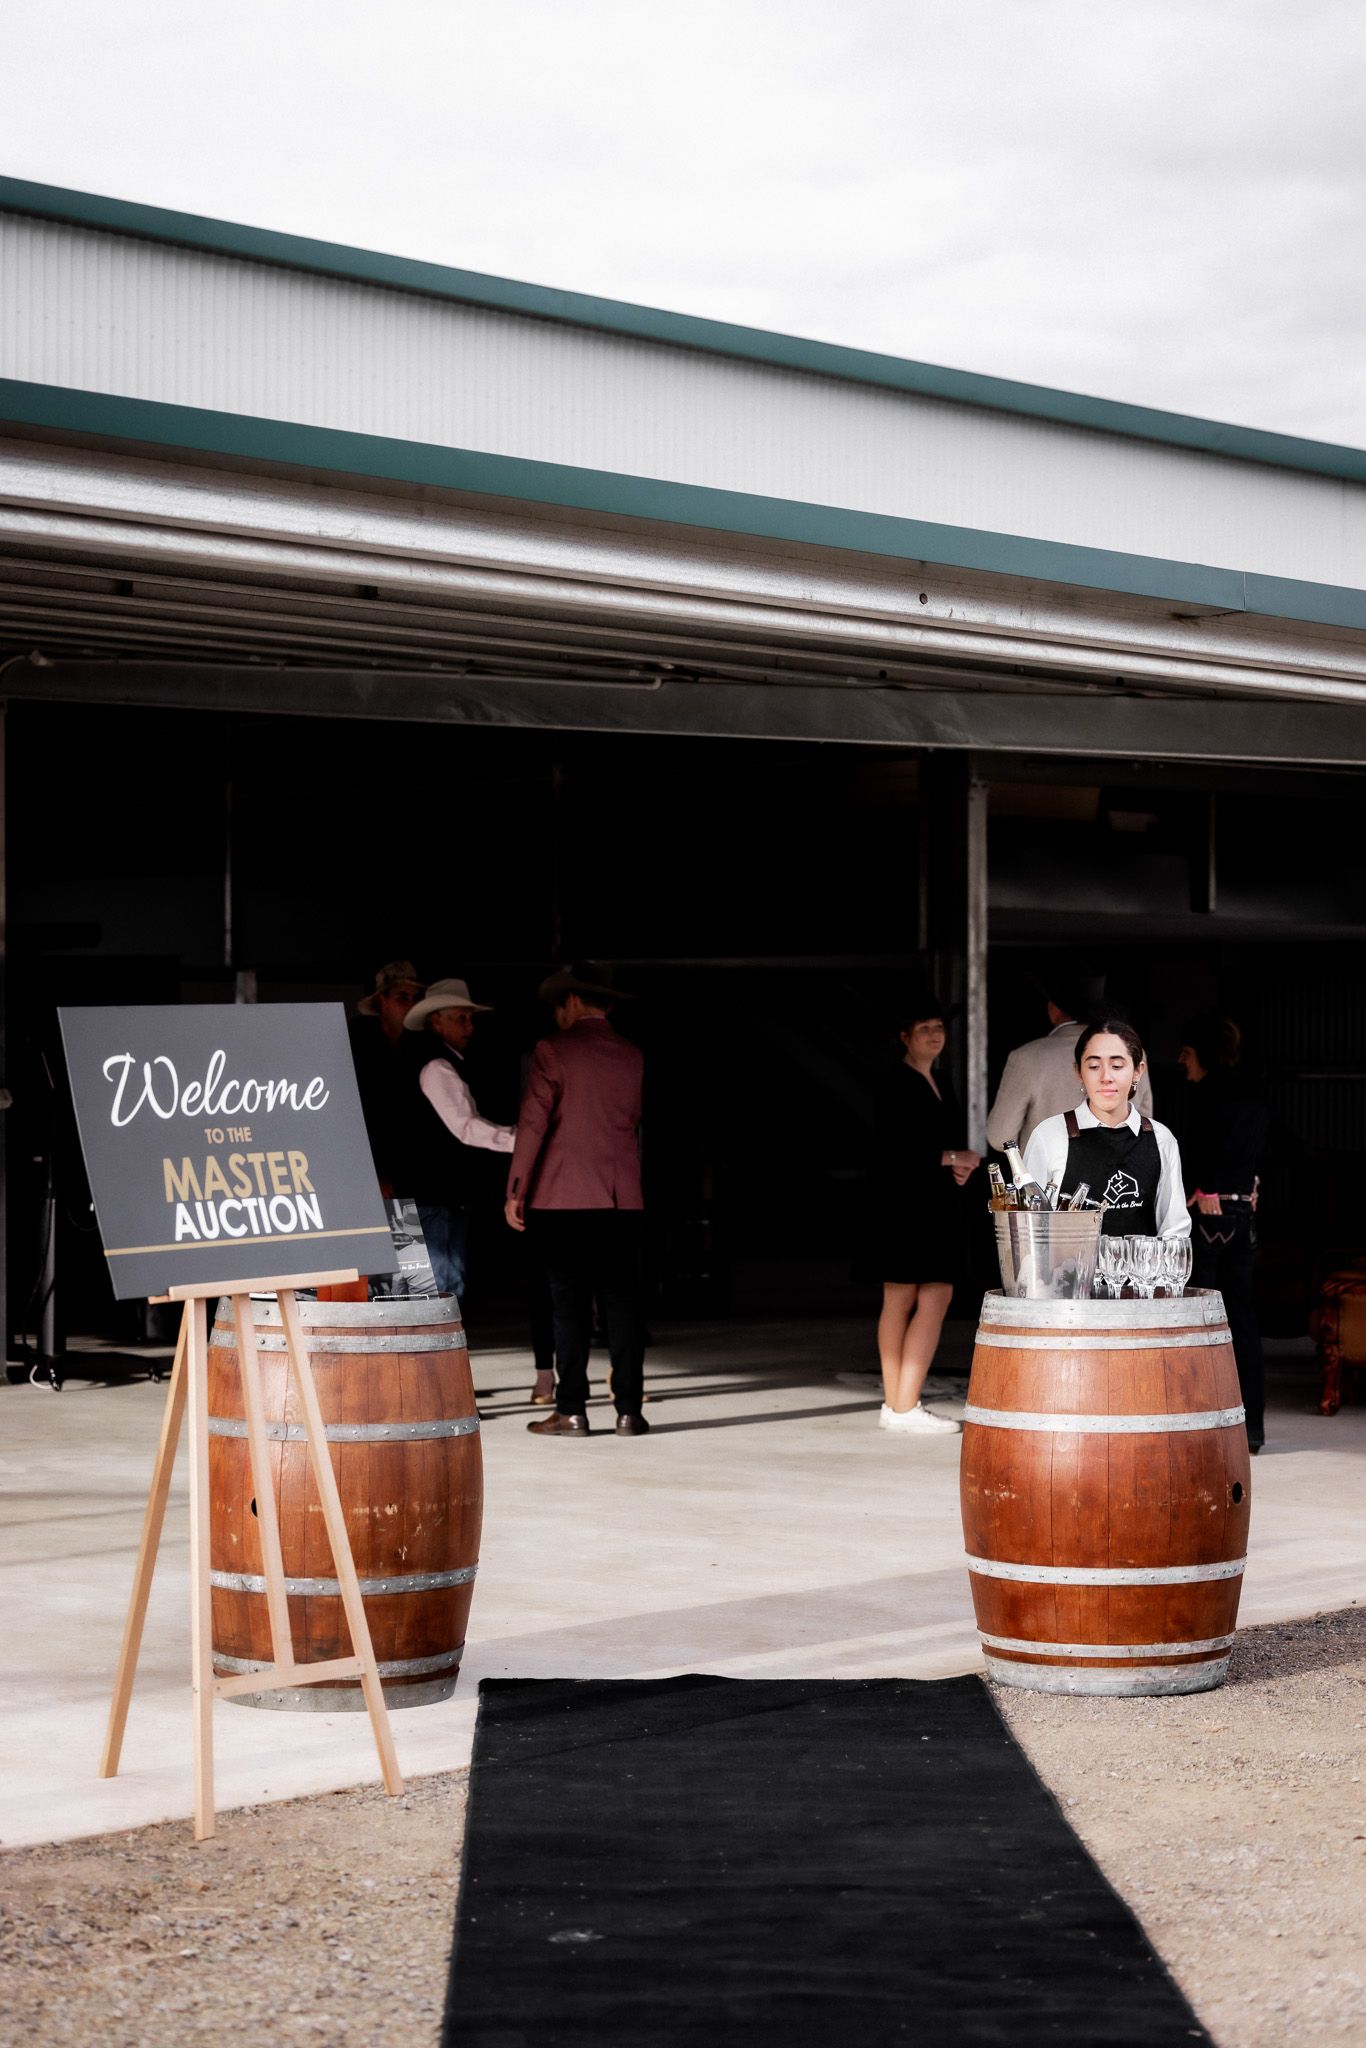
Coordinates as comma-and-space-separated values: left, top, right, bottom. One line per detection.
1023, 1018, 1191, 1240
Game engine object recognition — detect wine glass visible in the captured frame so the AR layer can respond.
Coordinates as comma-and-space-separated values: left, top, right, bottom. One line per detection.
1162, 1237, 1193, 1298
1112, 1234, 1139, 1298
1095, 1235, 1125, 1299
1128, 1235, 1163, 1300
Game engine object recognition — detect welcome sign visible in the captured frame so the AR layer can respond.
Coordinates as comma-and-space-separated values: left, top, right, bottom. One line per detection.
59, 1003, 397, 1299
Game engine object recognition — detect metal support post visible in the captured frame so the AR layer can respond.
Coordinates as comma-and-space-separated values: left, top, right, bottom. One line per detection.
918, 753, 990, 1149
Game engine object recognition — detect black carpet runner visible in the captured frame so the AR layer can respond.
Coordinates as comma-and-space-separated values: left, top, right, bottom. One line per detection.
444, 1675, 1210, 2047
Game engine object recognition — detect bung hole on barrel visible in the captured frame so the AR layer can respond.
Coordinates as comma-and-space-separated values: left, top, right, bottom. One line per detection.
1230, 1483, 1244, 1505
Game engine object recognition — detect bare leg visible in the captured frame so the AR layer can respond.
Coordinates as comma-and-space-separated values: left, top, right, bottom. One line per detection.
878, 1283, 919, 1406
892, 1282, 953, 1413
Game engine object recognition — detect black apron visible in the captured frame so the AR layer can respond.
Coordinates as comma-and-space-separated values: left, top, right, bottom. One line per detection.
1063, 1109, 1161, 1236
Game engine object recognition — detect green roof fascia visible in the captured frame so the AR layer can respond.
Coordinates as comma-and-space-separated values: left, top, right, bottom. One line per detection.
4, 377, 1366, 636
3, 174, 1365, 488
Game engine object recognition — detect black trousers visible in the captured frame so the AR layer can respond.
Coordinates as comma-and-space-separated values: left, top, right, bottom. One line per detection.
1192, 1209, 1265, 1448
528, 1260, 556, 1376
531, 1210, 646, 1417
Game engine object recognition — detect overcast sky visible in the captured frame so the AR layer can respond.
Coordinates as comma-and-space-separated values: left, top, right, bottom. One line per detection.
9, 0, 1366, 445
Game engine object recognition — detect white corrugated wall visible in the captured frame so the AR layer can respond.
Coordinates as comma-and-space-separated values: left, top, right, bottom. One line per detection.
3, 210, 1364, 588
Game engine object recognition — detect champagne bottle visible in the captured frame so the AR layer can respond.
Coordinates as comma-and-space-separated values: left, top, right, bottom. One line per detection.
1004, 1144, 1050, 1212
987, 1164, 1015, 1212
1065, 1181, 1091, 1211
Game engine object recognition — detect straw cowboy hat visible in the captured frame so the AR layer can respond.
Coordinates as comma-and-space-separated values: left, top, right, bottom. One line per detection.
403, 977, 495, 1030
537, 960, 634, 1003
356, 960, 424, 1015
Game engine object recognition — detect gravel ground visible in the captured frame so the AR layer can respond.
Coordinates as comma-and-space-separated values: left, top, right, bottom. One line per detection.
997, 1604, 1366, 2046
0, 1770, 467, 2048
1, 1609, 1363, 2047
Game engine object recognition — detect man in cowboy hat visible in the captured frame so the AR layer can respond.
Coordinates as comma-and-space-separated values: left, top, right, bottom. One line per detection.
506, 962, 648, 1439
403, 977, 515, 1302
349, 959, 427, 1198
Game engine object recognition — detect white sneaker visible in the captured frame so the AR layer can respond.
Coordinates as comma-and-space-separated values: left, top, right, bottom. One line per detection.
882, 1402, 961, 1435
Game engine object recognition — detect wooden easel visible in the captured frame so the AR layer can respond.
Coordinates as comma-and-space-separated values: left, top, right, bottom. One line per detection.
100, 1268, 404, 1841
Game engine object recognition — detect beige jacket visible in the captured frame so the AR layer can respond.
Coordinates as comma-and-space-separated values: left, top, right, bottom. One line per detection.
985, 1021, 1155, 1154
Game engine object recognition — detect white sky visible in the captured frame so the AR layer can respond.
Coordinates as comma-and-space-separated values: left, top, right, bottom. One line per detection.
9, 0, 1366, 446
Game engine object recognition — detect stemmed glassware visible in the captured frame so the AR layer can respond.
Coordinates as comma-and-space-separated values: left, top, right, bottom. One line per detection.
1161, 1237, 1193, 1297
1094, 1235, 1126, 1299
1128, 1236, 1164, 1299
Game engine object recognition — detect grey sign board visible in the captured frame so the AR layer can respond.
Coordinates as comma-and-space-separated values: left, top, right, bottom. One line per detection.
59, 1003, 397, 1300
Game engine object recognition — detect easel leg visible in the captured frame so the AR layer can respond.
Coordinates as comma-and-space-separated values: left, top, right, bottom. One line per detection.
232, 1294, 295, 1668
276, 1288, 404, 1796
99, 1312, 189, 1778
186, 1295, 216, 1841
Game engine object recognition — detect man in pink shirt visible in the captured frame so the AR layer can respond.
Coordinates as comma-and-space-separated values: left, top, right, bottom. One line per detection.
505, 963, 647, 1438
403, 977, 515, 1302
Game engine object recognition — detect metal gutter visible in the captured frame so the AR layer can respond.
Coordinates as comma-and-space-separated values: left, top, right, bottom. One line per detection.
1, 176, 1364, 487
3, 379, 1366, 639
6, 502, 1366, 704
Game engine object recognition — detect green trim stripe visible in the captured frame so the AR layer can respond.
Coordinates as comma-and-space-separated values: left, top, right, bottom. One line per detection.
2, 175, 1365, 487
2, 378, 1365, 635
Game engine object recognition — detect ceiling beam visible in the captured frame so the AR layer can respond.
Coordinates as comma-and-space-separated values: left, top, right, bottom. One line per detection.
13, 659, 1366, 768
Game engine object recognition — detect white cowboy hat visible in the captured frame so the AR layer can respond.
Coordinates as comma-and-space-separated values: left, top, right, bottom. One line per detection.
403, 977, 495, 1030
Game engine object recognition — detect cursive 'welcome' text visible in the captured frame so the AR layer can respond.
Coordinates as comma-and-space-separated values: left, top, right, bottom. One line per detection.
102, 1049, 330, 1128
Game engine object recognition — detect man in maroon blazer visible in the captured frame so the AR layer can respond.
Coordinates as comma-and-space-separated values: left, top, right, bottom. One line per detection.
505, 963, 648, 1437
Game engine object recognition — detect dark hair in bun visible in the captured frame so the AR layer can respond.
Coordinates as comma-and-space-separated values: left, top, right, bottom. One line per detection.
1074, 1016, 1145, 1077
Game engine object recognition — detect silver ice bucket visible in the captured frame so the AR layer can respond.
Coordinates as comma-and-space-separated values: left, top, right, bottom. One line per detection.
994, 1210, 1103, 1300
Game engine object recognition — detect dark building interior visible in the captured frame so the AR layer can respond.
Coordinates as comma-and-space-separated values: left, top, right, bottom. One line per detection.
10, 699, 1366, 1358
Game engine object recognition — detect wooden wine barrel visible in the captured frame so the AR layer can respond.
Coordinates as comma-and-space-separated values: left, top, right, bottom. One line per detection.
207, 1295, 481, 1710
960, 1289, 1251, 1696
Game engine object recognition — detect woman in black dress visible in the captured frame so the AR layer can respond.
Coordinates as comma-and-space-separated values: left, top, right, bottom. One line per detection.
868, 998, 978, 1434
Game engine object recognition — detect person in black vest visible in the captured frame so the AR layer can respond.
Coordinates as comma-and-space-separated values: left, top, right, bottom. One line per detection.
1179, 1014, 1270, 1453
1023, 1017, 1190, 1241
402, 977, 515, 1303
348, 959, 428, 1198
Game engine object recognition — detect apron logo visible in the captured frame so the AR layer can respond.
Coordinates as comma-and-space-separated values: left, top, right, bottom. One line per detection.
1101, 1169, 1140, 1207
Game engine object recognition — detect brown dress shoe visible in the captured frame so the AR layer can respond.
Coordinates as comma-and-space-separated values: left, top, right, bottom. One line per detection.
528, 1412, 590, 1437
615, 1413, 650, 1436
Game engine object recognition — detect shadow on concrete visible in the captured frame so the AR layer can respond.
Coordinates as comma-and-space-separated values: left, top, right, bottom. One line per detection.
480, 1396, 887, 1432
2, 1490, 160, 1521
644, 1398, 885, 1434
464, 1567, 976, 1679
478, 1379, 869, 1422
12, 1351, 170, 1389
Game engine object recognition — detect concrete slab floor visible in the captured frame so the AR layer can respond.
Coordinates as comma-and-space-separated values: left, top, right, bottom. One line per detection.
1, 1320, 1362, 1850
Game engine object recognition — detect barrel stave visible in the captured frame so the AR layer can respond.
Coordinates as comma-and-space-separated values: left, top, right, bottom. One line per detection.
1167, 1423, 1250, 1562
962, 1416, 1053, 1562
1046, 1431, 1104, 1567
206, 1303, 480, 1708
1104, 1421, 1169, 1568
